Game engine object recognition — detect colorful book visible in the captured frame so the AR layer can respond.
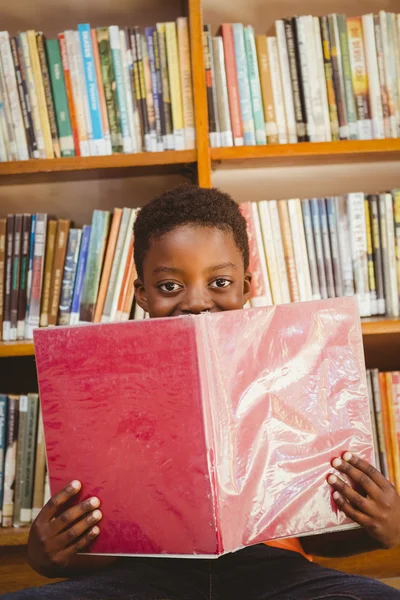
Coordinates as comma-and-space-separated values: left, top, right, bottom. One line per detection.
177, 18, 195, 150
326, 197, 344, 297
0, 219, 6, 338
26, 214, 48, 339
2, 396, 19, 527
20, 393, 39, 524
203, 26, 220, 148
64, 30, 90, 156
244, 25, 266, 145
335, 196, 355, 297
255, 35, 278, 144
232, 23, 256, 146
36, 32, 61, 158
284, 19, 307, 141
17, 215, 32, 340
109, 26, 133, 153
370, 370, 389, 479
310, 198, 328, 300
58, 32, 80, 155
39, 219, 57, 328
3, 215, 14, 341
301, 199, 321, 300
368, 194, 386, 315
212, 36, 233, 147
165, 22, 185, 150
48, 219, 71, 326
156, 23, 174, 150
222, 24, 244, 146
318, 198, 336, 298
10, 214, 22, 340
278, 200, 299, 302
91, 28, 112, 155
347, 193, 371, 316
0, 395, 7, 521
10, 36, 37, 158
70, 224, 91, 325
362, 14, 385, 139
58, 229, 82, 326
364, 198, 378, 315
275, 20, 297, 143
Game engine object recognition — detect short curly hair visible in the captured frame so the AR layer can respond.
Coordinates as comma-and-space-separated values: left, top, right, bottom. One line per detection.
134, 184, 249, 279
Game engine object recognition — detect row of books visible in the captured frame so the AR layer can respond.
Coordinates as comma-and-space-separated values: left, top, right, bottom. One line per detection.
367, 370, 400, 493
0, 19, 195, 161
0, 394, 50, 527
241, 191, 400, 318
0, 208, 143, 341
204, 12, 400, 147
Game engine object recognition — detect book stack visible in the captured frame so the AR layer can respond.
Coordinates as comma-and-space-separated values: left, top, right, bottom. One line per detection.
0, 208, 147, 342
0, 19, 195, 160
204, 12, 400, 147
241, 190, 400, 318
367, 369, 400, 493
0, 393, 50, 528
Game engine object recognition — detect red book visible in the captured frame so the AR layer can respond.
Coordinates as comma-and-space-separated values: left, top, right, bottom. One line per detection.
58, 33, 80, 156
221, 24, 244, 146
34, 297, 373, 556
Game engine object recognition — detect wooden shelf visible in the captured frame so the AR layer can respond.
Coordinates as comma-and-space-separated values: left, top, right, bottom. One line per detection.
0, 150, 197, 177
0, 341, 35, 357
211, 139, 400, 166
0, 528, 29, 546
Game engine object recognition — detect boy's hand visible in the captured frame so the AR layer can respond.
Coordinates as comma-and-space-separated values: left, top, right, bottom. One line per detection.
28, 480, 102, 575
328, 452, 400, 549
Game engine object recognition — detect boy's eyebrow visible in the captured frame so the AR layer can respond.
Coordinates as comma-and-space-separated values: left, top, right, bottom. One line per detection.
206, 262, 238, 272
152, 266, 184, 275
152, 262, 238, 275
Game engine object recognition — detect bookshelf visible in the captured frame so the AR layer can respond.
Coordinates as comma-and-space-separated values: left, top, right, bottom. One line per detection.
1, 0, 400, 593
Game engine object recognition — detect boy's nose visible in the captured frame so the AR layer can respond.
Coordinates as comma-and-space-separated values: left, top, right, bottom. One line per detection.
179, 287, 214, 314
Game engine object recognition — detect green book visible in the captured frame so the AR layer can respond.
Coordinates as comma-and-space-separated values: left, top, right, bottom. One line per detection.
337, 14, 357, 140
45, 38, 75, 157
243, 25, 266, 145
13, 395, 28, 527
20, 393, 39, 525
79, 210, 110, 323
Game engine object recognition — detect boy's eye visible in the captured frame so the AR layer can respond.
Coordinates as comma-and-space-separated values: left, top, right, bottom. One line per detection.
158, 282, 182, 293
210, 278, 232, 289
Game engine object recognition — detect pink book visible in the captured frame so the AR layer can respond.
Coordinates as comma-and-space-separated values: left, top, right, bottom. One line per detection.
34, 297, 373, 557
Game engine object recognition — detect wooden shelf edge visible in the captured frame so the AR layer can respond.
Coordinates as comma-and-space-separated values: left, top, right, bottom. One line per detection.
0, 150, 197, 176
211, 139, 400, 162
0, 341, 35, 357
0, 528, 29, 546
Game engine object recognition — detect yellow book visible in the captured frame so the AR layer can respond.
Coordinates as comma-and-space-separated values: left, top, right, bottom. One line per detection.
176, 17, 195, 150
165, 22, 185, 150
386, 373, 400, 493
27, 30, 53, 158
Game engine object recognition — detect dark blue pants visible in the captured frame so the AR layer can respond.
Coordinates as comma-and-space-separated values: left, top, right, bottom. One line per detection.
3, 544, 400, 600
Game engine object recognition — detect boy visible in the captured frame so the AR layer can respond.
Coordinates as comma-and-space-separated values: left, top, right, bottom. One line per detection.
5, 184, 400, 599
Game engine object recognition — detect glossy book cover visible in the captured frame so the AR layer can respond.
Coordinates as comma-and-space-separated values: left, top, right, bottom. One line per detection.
33, 297, 373, 556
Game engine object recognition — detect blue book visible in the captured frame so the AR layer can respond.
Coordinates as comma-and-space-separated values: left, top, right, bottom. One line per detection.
310, 199, 328, 299
59, 229, 83, 326
232, 23, 255, 146
108, 26, 132, 153
0, 395, 7, 516
145, 27, 163, 151
70, 225, 91, 325
78, 24, 106, 156
318, 198, 335, 299
24, 214, 36, 336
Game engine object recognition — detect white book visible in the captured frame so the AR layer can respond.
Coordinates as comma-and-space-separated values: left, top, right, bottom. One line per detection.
331, 15, 350, 140
295, 17, 316, 141
362, 15, 385, 139
388, 13, 400, 137
301, 199, 321, 300
124, 32, 142, 152
120, 30, 139, 153
347, 19, 373, 140
314, 17, 332, 142
304, 16, 325, 142
0, 110, 7, 161
347, 193, 371, 317
0, 32, 29, 160
385, 192, 399, 317
275, 21, 297, 144
258, 201, 282, 305
19, 33, 43, 158
212, 37, 233, 147
268, 200, 291, 304
288, 199, 312, 302
335, 196, 355, 298
267, 37, 287, 144
250, 202, 273, 307
207, 32, 221, 148
380, 11, 398, 138
109, 210, 137, 321
0, 58, 16, 160
64, 31, 90, 156
74, 30, 94, 155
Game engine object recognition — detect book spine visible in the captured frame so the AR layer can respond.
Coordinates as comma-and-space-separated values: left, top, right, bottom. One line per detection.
64, 30, 90, 156
337, 15, 358, 139
378, 192, 392, 316
3, 215, 14, 341
385, 373, 400, 492
48, 219, 71, 326
142, 34, 158, 151
133, 26, 151, 151
284, 19, 307, 141
145, 27, 163, 150
96, 28, 122, 153
165, 22, 185, 150
58, 33, 80, 155
335, 195, 355, 296
268, 200, 291, 303
2, 396, 19, 527
267, 37, 287, 144
0, 32, 29, 160
10, 37, 37, 158
288, 198, 313, 301
304, 16, 327, 142
329, 15, 349, 139
58, 229, 82, 325
10, 214, 22, 340
36, 32, 61, 157
121, 258, 137, 321
39, 219, 57, 328
295, 17, 315, 141
380, 11, 398, 137
156, 23, 174, 150
387, 13, 400, 137
126, 30, 142, 152
91, 29, 112, 155
0, 69, 11, 160
255, 35, 278, 144
385, 192, 399, 317
258, 201, 282, 304
366, 371, 381, 471
346, 17, 373, 140
108, 210, 136, 322
313, 17, 332, 142
31, 407, 46, 520
73, 30, 93, 154
13, 395, 28, 527
79, 211, 110, 322
45, 39, 75, 157
392, 371, 400, 481
152, 28, 166, 149
26, 214, 47, 339
20, 394, 39, 524
369, 195, 386, 315
24, 214, 36, 336
301, 199, 321, 300
374, 16, 392, 138
108, 26, 132, 153
379, 373, 396, 484
120, 29, 140, 153
115, 235, 134, 321
240, 203, 272, 306
318, 198, 336, 298
347, 192, 371, 317
212, 37, 233, 147
232, 23, 255, 146
0, 219, 6, 338
362, 15, 385, 139
326, 197, 344, 297
0, 395, 7, 520
19, 33, 44, 158
0, 45, 17, 160
278, 200, 299, 302
177, 17, 195, 150
206, 28, 221, 147
364, 198, 378, 315
394, 190, 400, 309
310, 198, 328, 299
371, 370, 389, 477
222, 24, 244, 145
244, 26, 266, 145
203, 26, 220, 148
70, 224, 91, 324
320, 17, 340, 140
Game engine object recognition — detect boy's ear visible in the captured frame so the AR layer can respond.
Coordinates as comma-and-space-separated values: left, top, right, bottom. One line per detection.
243, 271, 252, 304
134, 278, 149, 314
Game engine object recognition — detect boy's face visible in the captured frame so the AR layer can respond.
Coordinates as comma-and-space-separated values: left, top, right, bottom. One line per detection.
135, 225, 252, 318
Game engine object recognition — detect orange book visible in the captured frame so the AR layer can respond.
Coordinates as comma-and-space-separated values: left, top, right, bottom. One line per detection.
255, 35, 278, 144
115, 235, 134, 322
122, 262, 137, 321
39, 220, 57, 328
392, 371, 400, 457
379, 373, 395, 485
91, 28, 111, 155
278, 201, 300, 302
385, 373, 400, 492
93, 208, 123, 323
221, 24, 244, 146
48, 220, 71, 326
58, 33, 80, 156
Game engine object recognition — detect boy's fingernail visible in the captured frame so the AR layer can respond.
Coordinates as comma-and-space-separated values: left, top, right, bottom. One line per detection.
92, 510, 102, 520
332, 458, 342, 468
92, 526, 100, 535
343, 452, 353, 462
90, 497, 100, 507
333, 491, 341, 500
71, 480, 81, 489
328, 475, 337, 484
